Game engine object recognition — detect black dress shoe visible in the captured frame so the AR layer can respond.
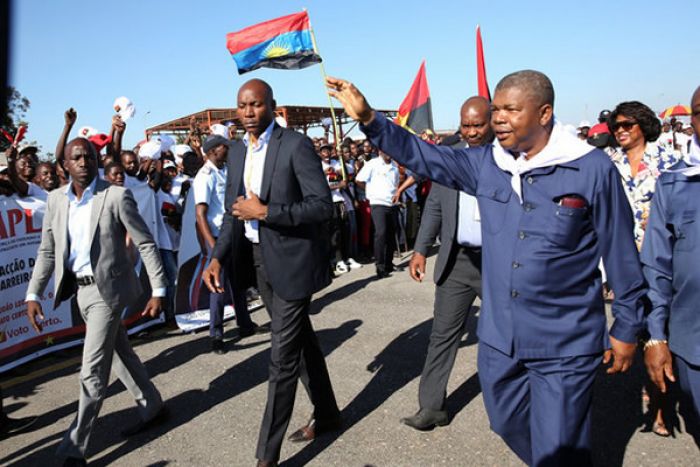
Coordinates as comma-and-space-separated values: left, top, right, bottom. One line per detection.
62, 457, 87, 467
238, 324, 258, 338
288, 414, 342, 442
0, 414, 38, 439
121, 406, 169, 437
400, 409, 448, 431
210, 338, 225, 354
376, 269, 390, 279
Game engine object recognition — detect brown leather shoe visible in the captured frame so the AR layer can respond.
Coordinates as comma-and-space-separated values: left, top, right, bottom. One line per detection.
287, 415, 342, 443
256, 460, 278, 467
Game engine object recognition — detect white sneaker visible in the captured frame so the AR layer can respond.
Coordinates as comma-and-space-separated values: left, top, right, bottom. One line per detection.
335, 262, 349, 274
346, 258, 362, 269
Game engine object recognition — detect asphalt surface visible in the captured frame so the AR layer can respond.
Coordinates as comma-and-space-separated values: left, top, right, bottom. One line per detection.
1, 251, 699, 466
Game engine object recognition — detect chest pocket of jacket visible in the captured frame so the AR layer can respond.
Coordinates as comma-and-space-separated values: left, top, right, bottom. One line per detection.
475, 185, 511, 234
673, 212, 696, 252
546, 205, 588, 250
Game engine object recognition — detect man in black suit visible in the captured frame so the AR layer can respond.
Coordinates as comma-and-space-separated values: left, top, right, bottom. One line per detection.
402, 96, 493, 430
203, 79, 340, 467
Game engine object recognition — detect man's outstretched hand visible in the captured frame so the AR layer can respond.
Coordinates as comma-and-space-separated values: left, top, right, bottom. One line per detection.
326, 77, 375, 125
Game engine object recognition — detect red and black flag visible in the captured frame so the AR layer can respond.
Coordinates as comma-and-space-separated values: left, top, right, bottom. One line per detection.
395, 61, 433, 134
476, 25, 491, 101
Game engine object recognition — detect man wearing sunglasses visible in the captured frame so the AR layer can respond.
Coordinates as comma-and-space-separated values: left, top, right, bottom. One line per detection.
328, 70, 645, 466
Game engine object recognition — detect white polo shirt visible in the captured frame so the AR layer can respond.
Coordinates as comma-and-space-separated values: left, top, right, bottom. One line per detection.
355, 157, 399, 207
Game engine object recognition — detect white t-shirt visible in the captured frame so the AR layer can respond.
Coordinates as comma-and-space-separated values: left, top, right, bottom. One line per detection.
658, 131, 675, 150
355, 157, 399, 207
124, 175, 160, 246
156, 189, 180, 251
192, 160, 227, 237
322, 159, 345, 203
675, 132, 691, 157
170, 173, 190, 198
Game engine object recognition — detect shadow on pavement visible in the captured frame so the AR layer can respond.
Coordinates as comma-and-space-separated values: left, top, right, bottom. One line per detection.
76, 319, 361, 466
283, 317, 482, 466
309, 277, 376, 315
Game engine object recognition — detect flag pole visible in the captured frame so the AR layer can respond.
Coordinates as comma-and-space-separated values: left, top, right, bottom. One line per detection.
305, 9, 347, 181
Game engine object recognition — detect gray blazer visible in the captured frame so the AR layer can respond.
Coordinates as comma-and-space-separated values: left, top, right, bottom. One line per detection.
414, 183, 462, 284
27, 178, 167, 311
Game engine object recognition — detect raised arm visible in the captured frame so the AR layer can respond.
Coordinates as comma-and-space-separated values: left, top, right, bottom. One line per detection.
327, 77, 486, 195
108, 115, 125, 158
55, 108, 76, 181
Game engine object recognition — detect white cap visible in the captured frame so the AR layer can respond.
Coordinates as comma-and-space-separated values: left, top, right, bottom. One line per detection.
162, 160, 177, 170
78, 126, 98, 138
275, 116, 287, 128
155, 134, 175, 153
139, 140, 162, 160
578, 120, 591, 129
210, 123, 228, 139
113, 96, 136, 121
172, 144, 191, 165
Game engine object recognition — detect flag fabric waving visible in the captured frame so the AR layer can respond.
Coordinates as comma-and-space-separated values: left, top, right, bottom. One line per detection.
476, 25, 491, 101
226, 11, 322, 74
395, 61, 433, 134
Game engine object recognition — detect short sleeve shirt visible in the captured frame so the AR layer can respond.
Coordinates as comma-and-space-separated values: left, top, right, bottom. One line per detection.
192, 160, 227, 237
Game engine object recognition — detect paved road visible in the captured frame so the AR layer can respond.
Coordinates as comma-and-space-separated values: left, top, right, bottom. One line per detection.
1, 252, 699, 466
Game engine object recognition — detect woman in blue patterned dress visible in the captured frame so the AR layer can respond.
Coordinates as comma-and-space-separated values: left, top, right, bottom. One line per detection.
609, 101, 678, 437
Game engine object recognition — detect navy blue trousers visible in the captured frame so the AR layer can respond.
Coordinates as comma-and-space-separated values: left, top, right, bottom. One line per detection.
209, 268, 254, 339
675, 354, 700, 420
478, 342, 600, 467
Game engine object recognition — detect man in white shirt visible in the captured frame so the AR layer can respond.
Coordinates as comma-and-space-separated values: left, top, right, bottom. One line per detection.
193, 135, 257, 354
356, 151, 400, 278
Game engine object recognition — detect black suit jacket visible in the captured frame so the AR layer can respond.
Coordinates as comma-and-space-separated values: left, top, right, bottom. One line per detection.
212, 124, 333, 301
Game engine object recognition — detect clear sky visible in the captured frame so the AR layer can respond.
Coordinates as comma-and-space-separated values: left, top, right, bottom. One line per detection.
9, 0, 700, 153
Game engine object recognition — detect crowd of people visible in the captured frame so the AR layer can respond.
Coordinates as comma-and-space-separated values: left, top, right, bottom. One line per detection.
0, 73, 698, 466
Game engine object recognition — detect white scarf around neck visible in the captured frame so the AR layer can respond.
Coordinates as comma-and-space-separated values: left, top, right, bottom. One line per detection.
491, 120, 593, 203
666, 133, 700, 177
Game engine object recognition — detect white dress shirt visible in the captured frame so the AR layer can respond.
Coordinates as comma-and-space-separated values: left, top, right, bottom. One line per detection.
26, 177, 165, 302
457, 191, 482, 247
242, 121, 275, 243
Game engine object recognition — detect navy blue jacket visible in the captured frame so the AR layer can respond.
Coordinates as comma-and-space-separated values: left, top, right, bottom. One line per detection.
363, 113, 646, 358
641, 161, 700, 365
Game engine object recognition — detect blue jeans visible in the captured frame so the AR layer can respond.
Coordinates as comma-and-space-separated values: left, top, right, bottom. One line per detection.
159, 249, 178, 321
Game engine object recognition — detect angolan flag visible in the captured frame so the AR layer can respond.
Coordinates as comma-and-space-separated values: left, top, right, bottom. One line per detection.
395, 61, 433, 134
226, 11, 322, 74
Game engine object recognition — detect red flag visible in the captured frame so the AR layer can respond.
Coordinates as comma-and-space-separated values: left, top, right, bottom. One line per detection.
476, 25, 491, 101
395, 60, 433, 134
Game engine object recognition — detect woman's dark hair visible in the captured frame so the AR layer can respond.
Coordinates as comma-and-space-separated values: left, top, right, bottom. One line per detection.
608, 101, 661, 142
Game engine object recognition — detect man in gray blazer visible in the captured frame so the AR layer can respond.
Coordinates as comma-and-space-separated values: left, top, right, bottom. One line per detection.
402, 97, 493, 430
26, 137, 168, 466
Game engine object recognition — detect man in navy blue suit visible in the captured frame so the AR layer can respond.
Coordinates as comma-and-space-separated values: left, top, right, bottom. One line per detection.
641, 85, 700, 424
328, 71, 646, 466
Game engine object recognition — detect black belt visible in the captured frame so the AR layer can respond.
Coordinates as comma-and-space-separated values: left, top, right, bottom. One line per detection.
458, 244, 481, 253
76, 275, 96, 286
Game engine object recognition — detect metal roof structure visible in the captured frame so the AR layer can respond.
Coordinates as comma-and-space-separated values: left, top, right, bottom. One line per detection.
146, 105, 398, 139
